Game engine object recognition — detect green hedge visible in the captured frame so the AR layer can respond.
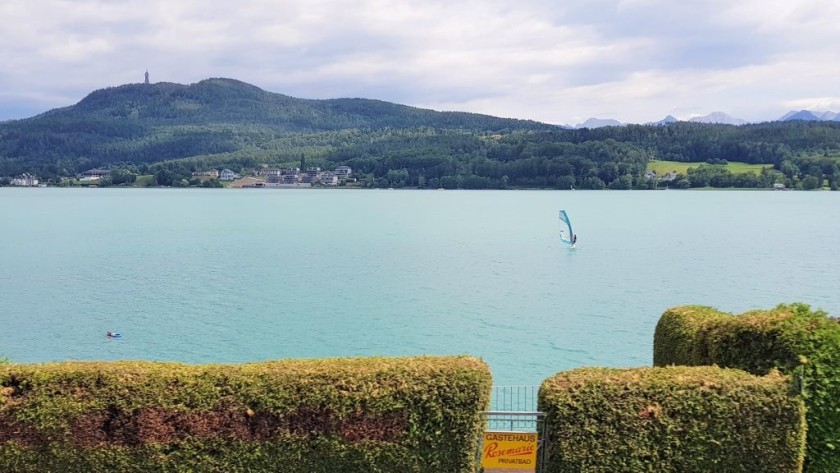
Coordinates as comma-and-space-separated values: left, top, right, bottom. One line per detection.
538, 366, 806, 473
652, 305, 731, 366
653, 303, 840, 473
0, 356, 492, 473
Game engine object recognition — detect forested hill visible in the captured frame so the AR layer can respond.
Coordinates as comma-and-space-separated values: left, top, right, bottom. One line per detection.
2, 77, 840, 189
0, 78, 556, 180
61, 78, 553, 131
0, 77, 550, 165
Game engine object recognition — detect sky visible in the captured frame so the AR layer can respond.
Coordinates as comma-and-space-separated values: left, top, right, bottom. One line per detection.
2, 0, 840, 125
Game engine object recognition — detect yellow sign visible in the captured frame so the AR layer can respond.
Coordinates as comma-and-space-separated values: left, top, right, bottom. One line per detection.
481, 431, 538, 471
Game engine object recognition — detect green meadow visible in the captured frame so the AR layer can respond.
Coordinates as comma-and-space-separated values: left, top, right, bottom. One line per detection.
647, 159, 771, 176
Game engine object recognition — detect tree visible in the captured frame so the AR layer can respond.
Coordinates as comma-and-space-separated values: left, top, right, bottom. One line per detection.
582, 176, 605, 190
779, 160, 799, 179
673, 177, 691, 189
599, 162, 619, 183
608, 174, 633, 189
154, 169, 175, 186
110, 168, 136, 185
385, 169, 409, 188
556, 175, 575, 190
801, 175, 821, 190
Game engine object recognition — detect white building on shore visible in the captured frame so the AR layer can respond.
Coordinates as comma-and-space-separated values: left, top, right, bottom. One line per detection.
220, 169, 240, 180
11, 174, 39, 186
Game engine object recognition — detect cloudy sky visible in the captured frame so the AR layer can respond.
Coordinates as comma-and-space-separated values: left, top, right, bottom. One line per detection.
2, 0, 840, 125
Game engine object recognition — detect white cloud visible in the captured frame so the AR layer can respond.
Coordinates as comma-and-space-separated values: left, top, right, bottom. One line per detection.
0, 0, 839, 122
782, 97, 840, 112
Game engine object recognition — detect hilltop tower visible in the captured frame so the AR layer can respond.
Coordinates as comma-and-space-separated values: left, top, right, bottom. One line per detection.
144, 70, 149, 84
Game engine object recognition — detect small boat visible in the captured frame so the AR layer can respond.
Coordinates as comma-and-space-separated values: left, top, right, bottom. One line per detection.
106, 331, 122, 339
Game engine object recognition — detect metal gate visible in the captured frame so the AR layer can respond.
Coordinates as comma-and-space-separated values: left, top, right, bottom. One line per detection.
479, 386, 548, 473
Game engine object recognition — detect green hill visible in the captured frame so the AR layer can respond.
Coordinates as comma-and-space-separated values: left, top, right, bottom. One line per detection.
67, 78, 555, 131
0, 78, 550, 170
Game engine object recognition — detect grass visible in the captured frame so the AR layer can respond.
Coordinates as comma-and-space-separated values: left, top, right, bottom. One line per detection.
134, 175, 155, 187
647, 160, 771, 176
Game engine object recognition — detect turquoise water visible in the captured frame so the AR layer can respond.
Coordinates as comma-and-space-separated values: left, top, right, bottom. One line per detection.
1, 188, 838, 385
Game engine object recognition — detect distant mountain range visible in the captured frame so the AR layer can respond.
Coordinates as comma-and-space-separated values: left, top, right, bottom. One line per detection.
568, 109, 840, 129
568, 111, 747, 129
688, 112, 747, 126
778, 110, 840, 122
574, 117, 624, 129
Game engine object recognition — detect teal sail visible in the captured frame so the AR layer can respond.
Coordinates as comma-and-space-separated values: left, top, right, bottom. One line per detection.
559, 210, 576, 246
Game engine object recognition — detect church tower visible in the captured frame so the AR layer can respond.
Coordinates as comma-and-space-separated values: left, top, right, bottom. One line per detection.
144, 70, 149, 84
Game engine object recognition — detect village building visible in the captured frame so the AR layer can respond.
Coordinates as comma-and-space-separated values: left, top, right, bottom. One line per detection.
300, 167, 322, 183
320, 172, 338, 186
11, 173, 39, 186
81, 169, 110, 181
219, 169, 240, 181
280, 173, 299, 184
645, 171, 679, 182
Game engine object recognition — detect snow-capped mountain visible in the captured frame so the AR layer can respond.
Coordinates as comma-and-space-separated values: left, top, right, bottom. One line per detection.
688, 112, 747, 125
574, 117, 624, 129
560, 109, 839, 129
648, 115, 678, 126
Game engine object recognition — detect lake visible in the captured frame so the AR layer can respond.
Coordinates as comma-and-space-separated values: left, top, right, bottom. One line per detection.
1, 188, 838, 385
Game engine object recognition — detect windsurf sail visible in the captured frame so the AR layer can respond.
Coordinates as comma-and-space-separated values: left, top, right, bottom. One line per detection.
559, 210, 576, 246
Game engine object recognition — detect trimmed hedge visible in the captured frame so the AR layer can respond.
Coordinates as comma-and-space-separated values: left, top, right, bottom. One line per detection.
0, 356, 492, 473
538, 366, 806, 473
652, 305, 731, 367
653, 303, 840, 473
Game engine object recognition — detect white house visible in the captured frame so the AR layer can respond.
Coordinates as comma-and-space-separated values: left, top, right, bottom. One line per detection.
220, 169, 240, 181
300, 167, 321, 183
334, 166, 352, 177
81, 169, 110, 181
11, 173, 39, 186
280, 173, 299, 184
320, 172, 338, 186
